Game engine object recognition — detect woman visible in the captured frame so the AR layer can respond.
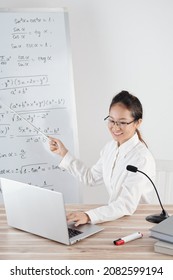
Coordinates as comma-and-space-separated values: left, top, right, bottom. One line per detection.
49, 90, 156, 226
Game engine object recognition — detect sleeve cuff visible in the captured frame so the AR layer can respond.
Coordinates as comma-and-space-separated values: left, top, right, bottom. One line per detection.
85, 210, 100, 225
59, 151, 74, 170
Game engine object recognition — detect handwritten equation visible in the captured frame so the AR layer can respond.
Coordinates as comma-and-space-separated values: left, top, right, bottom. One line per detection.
0, 122, 60, 139
0, 96, 66, 140
0, 75, 49, 90
0, 56, 12, 66
0, 162, 61, 175
11, 16, 55, 50
10, 98, 66, 109
0, 149, 27, 160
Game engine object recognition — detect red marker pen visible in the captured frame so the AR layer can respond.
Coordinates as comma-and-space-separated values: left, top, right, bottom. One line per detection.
113, 231, 143, 245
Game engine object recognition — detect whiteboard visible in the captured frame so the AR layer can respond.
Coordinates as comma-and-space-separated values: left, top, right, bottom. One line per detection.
0, 9, 80, 203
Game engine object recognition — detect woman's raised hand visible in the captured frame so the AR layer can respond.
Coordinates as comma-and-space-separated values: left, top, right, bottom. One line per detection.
49, 137, 68, 158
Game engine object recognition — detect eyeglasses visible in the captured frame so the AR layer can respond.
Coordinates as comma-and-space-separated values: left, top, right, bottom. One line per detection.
104, 116, 136, 129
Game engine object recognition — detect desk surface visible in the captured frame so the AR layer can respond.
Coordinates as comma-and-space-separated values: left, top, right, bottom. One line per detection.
0, 204, 173, 260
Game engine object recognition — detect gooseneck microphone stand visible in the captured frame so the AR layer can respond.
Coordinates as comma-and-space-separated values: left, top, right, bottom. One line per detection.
126, 165, 169, 223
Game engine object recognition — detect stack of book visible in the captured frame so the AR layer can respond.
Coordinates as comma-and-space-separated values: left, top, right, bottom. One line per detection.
149, 215, 173, 256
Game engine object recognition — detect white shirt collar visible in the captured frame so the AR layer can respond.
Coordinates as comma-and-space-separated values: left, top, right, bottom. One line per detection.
116, 133, 140, 156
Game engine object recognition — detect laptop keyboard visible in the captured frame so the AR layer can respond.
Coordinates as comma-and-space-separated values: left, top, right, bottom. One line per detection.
68, 227, 82, 238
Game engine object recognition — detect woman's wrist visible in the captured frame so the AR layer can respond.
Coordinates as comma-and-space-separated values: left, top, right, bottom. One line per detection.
85, 212, 91, 223
61, 148, 68, 158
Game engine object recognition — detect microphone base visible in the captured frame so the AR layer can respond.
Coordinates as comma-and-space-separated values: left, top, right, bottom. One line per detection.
146, 213, 168, 224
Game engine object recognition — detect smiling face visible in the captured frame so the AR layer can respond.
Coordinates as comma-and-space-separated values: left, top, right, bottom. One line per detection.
108, 103, 142, 146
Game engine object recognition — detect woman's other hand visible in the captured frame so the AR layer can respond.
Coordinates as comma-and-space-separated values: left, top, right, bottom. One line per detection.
67, 211, 90, 227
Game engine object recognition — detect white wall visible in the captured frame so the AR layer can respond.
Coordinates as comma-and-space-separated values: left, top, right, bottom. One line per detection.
1, 0, 173, 204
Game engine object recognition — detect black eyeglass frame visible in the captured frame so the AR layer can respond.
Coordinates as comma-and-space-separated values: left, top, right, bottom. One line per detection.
104, 116, 137, 126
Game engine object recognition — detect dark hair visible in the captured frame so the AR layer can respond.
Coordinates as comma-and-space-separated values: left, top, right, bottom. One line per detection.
110, 90, 147, 146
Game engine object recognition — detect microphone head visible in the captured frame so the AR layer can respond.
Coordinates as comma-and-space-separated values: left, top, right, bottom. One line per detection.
126, 165, 138, 173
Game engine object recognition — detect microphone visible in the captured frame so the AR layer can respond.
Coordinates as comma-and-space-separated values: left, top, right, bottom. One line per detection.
126, 165, 169, 223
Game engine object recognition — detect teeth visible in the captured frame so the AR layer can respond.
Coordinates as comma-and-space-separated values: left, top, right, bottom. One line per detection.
113, 132, 122, 136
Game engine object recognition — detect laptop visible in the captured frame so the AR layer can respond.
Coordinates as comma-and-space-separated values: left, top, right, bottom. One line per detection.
1, 178, 104, 245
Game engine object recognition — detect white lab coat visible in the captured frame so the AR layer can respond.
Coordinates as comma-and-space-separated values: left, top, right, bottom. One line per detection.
59, 133, 156, 224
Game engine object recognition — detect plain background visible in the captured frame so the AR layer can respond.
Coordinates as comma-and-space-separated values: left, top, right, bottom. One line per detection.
1, 0, 173, 204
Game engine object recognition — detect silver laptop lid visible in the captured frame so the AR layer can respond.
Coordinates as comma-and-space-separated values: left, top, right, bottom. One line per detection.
1, 178, 70, 245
